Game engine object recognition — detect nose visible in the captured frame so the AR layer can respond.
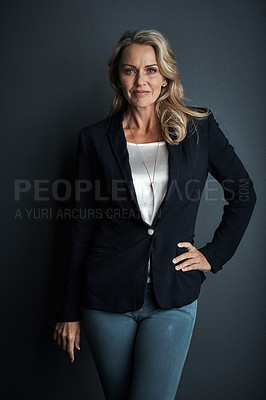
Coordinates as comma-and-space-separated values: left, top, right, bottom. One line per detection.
134, 70, 146, 87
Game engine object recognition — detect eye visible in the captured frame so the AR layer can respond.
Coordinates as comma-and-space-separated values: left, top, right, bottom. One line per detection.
124, 68, 136, 75
147, 68, 157, 74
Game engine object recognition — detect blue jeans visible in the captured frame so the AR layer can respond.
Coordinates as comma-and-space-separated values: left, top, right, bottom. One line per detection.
82, 282, 197, 400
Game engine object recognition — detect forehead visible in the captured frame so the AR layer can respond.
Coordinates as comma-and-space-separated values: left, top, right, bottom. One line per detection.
119, 44, 157, 65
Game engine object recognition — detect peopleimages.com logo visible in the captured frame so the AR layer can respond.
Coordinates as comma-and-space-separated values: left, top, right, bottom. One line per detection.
13, 178, 252, 220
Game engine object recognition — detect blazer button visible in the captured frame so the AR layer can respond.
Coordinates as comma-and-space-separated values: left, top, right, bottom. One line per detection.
147, 228, 154, 235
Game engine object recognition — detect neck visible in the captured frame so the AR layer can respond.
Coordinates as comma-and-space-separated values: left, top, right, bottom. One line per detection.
124, 104, 160, 134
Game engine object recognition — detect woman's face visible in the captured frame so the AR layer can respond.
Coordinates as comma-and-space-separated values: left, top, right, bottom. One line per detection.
118, 44, 167, 110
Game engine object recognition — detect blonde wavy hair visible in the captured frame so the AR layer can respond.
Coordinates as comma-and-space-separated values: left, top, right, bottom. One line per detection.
107, 29, 211, 145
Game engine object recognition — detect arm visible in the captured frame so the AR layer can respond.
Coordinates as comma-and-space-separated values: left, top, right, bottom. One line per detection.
197, 110, 257, 273
56, 129, 98, 322
172, 111, 256, 273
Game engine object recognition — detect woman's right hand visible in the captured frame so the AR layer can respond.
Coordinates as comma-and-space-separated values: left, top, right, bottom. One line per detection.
53, 321, 81, 362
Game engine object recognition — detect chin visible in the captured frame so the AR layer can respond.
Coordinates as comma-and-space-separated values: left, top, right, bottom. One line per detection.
129, 99, 156, 108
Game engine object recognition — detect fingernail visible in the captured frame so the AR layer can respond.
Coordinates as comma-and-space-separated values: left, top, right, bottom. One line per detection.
77, 347, 80, 350
172, 259, 176, 263
71, 360, 74, 363
178, 243, 181, 247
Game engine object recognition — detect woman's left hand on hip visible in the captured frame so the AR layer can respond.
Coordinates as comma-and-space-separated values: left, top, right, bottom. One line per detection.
172, 242, 211, 272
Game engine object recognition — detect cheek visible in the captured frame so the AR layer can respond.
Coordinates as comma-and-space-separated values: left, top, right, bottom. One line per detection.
151, 76, 164, 89
120, 78, 132, 92
152, 82, 163, 94
121, 85, 132, 101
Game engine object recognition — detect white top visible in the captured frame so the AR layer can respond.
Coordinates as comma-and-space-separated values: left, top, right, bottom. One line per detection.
126, 141, 169, 276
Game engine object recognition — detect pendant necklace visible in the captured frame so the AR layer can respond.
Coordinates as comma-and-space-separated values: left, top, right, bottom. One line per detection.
126, 116, 162, 219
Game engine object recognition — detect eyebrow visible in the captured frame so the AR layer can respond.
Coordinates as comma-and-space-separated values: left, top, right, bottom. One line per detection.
122, 64, 158, 68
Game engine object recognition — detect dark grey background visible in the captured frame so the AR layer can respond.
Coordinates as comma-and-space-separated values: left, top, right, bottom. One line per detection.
1, 1, 265, 399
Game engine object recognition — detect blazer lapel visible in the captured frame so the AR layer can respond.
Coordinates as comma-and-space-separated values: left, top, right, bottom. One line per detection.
107, 109, 141, 213
153, 138, 183, 226
107, 109, 183, 227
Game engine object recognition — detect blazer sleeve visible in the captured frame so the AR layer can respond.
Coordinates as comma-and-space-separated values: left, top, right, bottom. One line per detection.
198, 111, 257, 273
56, 130, 97, 322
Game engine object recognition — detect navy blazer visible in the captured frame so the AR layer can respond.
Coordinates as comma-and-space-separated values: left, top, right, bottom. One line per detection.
56, 107, 256, 322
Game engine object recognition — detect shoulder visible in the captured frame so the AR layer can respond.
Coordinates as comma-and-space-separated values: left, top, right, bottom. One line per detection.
188, 108, 233, 155
184, 106, 213, 139
190, 106, 212, 121
80, 115, 110, 138
79, 111, 122, 144
188, 106, 209, 113
187, 106, 212, 125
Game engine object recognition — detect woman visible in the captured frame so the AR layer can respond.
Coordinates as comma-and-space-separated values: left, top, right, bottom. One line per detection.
53, 30, 256, 400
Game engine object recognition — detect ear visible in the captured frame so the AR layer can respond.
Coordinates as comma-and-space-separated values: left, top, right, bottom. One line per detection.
162, 78, 168, 88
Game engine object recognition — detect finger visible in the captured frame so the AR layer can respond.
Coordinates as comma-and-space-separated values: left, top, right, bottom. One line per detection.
53, 324, 60, 342
172, 252, 196, 264
75, 332, 81, 351
181, 264, 198, 271
175, 259, 196, 270
55, 324, 63, 346
181, 259, 206, 271
67, 339, 75, 363
178, 242, 194, 251
61, 337, 68, 351
61, 327, 72, 351
57, 334, 62, 347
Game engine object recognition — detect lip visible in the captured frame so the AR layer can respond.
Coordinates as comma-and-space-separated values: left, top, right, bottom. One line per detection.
132, 90, 150, 95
